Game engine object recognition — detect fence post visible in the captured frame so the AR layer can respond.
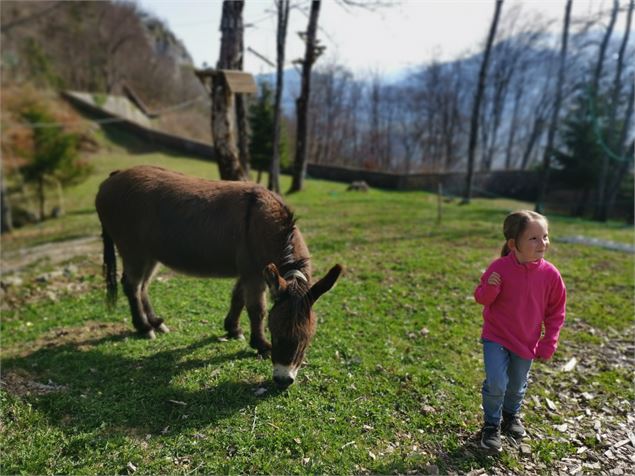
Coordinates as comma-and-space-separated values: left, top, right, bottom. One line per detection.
437, 182, 443, 225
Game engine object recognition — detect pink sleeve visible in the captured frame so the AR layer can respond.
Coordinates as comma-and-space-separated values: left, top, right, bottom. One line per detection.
474, 265, 501, 306
535, 273, 567, 359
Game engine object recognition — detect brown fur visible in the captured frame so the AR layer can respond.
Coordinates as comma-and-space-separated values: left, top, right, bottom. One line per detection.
95, 165, 341, 387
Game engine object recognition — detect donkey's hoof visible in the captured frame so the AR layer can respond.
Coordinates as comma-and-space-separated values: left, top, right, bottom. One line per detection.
144, 329, 157, 340
255, 342, 272, 358
157, 323, 170, 334
226, 329, 245, 340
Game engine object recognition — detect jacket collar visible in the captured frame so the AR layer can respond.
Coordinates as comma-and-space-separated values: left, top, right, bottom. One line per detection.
508, 251, 543, 270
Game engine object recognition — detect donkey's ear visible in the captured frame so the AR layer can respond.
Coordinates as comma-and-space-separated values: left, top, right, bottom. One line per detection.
264, 263, 287, 297
309, 264, 342, 304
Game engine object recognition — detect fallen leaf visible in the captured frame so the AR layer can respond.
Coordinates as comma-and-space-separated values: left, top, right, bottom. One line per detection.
168, 399, 187, 406
614, 439, 630, 448
126, 462, 137, 473
561, 357, 577, 372
341, 440, 355, 450
254, 387, 267, 396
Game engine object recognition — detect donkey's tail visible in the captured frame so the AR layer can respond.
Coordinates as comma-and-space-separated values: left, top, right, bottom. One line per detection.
101, 225, 118, 309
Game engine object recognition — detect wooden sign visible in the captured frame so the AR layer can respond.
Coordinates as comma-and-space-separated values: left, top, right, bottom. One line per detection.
220, 70, 258, 94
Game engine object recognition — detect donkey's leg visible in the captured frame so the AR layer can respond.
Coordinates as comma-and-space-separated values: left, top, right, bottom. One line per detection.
121, 265, 155, 339
243, 279, 271, 356
140, 261, 169, 333
224, 278, 245, 340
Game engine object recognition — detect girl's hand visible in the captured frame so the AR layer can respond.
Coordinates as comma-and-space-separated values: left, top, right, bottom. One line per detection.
487, 272, 502, 286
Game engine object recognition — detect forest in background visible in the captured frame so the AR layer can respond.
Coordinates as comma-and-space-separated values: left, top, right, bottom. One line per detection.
1, 0, 633, 222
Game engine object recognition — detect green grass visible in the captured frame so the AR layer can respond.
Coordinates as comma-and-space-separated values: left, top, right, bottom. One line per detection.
1, 142, 633, 474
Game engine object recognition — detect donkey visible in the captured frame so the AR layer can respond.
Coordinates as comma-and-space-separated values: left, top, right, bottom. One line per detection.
95, 165, 341, 388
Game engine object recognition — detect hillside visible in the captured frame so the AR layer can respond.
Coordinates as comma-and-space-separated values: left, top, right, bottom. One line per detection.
0, 0, 211, 142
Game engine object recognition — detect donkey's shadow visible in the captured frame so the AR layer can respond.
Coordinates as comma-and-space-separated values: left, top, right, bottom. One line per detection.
2, 329, 280, 435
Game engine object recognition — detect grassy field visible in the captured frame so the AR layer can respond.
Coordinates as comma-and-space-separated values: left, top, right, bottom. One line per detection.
1, 137, 633, 474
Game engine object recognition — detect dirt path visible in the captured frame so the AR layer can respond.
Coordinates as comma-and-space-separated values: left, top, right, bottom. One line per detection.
1, 236, 101, 274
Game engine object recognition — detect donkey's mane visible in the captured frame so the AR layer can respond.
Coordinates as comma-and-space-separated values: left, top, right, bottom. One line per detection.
279, 220, 309, 276
269, 192, 310, 279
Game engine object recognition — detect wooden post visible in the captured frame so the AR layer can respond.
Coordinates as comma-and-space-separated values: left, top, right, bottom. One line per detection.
195, 69, 256, 181
437, 182, 443, 225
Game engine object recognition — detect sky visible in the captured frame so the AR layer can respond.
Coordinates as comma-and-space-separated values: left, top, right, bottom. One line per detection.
135, 0, 613, 78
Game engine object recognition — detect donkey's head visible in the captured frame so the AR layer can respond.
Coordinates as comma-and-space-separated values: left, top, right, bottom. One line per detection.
264, 263, 342, 389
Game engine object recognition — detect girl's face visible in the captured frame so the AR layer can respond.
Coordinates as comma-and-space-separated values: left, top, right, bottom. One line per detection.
509, 219, 549, 263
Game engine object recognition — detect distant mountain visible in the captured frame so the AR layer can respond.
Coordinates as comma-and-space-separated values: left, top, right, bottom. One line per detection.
255, 69, 302, 115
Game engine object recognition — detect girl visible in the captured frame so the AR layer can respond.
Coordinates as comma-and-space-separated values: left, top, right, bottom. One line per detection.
474, 210, 566, 453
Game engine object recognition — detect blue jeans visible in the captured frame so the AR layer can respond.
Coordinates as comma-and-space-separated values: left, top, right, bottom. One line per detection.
481, 338, 533, 426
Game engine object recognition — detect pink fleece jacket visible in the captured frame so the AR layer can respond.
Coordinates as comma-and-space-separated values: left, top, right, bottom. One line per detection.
474, 253, 566, 360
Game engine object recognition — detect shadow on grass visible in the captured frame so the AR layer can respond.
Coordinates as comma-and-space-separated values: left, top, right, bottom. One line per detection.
2, 330, 281, 436
368, 433, 500, 475
431, 433, 501, 474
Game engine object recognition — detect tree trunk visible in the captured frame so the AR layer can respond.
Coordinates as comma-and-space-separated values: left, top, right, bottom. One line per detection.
605, 76, 635, 217
213, 0, 249, 181
462, 0, 503, 204
520, 114, 545, 170
37, 176, 45, 221
269, 0, 290, 193
234, 15, 251, 177
1, 174, 13, 233
289, 0, 321, 193
595, 0, 632, 221
505, 83, 523, 169
535, 0, 572, 214
236, 97, 251, 176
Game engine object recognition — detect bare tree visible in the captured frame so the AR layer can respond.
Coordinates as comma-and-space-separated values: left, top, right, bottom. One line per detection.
595, 0, 633, 220
462, 0, 504, 204
289, 0, 322, 193
605, 75, 635, 217
268, 0, 290, 193
0, 1, 63, 33
1, 170, 13, 233
212, 0, 249, 181
233, 13, 251, 177
535, 0, 573, 213
96, 2, 148, 93
309, 63, 354, 166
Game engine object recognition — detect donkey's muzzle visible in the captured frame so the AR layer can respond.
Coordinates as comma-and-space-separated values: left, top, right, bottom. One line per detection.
273, 375, 294, 389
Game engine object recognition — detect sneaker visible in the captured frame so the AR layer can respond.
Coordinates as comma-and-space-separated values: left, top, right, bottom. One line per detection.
502, 411, 526, 439
480, 423, 502, 452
